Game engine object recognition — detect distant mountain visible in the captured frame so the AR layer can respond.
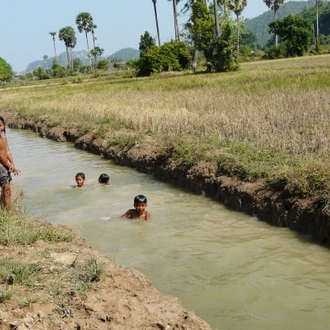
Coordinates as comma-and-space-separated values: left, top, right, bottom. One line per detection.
24, 48, 139, 73
108, 48, 139, 62
25, 50, 89, 72
244, 0, 316, 46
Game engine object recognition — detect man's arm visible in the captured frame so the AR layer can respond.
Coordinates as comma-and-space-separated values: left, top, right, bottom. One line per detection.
5, 138, 19, 174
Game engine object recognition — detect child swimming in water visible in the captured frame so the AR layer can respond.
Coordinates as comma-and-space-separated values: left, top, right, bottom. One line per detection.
75, 172, 86, 188
121, 194, 150, 221
98, 173, 110, 185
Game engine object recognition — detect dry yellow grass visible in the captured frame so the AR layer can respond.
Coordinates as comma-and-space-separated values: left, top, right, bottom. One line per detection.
1, 54, 330, 198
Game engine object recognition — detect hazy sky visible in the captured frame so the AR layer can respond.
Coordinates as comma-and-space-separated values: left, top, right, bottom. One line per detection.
1, 0, 271, 72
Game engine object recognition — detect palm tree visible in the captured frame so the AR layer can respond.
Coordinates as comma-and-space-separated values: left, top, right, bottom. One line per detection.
58, 26, 77, 70
263, 0, 285, 47
49, 32, 57, 60
43, 55, 48, 69
168, 0, 180, 41
228, 0, 248, 51
90, 46, 104, 67
152, 0, 161, 46
76, 12, 94, 66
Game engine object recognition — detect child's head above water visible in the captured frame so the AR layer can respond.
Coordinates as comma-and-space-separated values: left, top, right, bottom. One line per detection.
121, 194, 150, 220
98, 173, 110, 185
133, 195, 149, 218
134, 194, 147, 204
75, 172, 85, 188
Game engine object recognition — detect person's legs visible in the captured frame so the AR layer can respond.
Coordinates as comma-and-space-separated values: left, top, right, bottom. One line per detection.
1, 182, 12, 210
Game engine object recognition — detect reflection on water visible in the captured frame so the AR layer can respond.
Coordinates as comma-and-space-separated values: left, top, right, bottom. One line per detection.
10, 128, 330, 330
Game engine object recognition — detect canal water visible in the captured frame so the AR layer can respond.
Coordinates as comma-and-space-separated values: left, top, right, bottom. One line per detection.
9, 128, 330, 330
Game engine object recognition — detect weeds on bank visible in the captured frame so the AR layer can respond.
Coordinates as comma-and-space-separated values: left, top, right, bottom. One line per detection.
0, 252, 104, 308
108, 133, 143, 149
0, 210, 75, 246
0, 210, 105, 307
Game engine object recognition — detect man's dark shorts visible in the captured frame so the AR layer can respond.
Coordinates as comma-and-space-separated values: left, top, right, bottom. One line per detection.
0, 167, 12, 187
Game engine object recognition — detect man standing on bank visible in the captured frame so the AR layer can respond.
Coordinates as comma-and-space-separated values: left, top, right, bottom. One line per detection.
0, 116, 20, 209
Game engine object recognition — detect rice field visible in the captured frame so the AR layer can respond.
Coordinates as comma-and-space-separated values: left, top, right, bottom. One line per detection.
1, 54, 330, 199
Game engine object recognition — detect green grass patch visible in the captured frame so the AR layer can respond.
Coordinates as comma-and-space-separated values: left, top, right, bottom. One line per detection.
0, 259, 39, 287
0, 210, 75, 246
108, 134, 143, 149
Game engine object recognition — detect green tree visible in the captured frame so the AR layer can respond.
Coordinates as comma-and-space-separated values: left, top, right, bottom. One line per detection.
185, 0, 215, 72
263, 0, 285, 47
269, 14, 313, 56
33, 67, 50, 80
73, 58, 83, 72
137, 41, 191, 76
90, 23, 97, 49
90, 46, 104, 67
49, 32, 57, 60
43, 55, 48, 69
0, 57, 12, 82
107, 56, 123, 68
97, 60, 109, 71
139, 31, 156, 57
58, 26, 77, 70
152, 0, 161, 46
184, 0, 238, 72
76, 12, 94, 66
241, 30, 257, 49
52, 60, 66, 77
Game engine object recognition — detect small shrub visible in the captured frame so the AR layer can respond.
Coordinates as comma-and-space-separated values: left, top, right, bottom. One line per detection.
263, 45, 287, 59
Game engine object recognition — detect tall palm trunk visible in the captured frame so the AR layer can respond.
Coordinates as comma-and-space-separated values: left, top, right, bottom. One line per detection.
274, 8, 278, 47
213, 0, 222, 72
172, 0, 180, 41
316, 0, 319, 48
92, 27, 96, 49
85, 30, 92, 66
152, 0, 161, 46
65, 46, 70, 68
53, 37, 57, 60
236, 13, 240, 51
49, 32, 57, 61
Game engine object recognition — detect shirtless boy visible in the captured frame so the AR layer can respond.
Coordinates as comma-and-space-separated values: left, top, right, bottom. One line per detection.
0, 116, 19, 209
121, 194, 150, 221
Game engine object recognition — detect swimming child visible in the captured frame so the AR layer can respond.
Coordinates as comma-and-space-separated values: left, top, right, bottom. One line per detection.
0, 115, 20, 209
98, 173, 110, 185
75, 172, 86, 188
121, 194, 150, 221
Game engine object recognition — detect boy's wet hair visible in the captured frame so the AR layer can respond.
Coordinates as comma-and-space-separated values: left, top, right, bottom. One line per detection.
75, 172, 85, 180
0, 116, 7, 133
134, 194, 147, 204
98, 173, 110, 184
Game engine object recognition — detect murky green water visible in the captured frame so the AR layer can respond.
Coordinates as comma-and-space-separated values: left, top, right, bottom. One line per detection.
10, 128, 330, 330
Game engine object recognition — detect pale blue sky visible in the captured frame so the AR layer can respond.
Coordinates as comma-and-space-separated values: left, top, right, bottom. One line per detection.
1, 0, 273, 72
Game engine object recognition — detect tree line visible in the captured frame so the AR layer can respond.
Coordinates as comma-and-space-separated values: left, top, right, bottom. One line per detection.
0, 0, 327, 82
